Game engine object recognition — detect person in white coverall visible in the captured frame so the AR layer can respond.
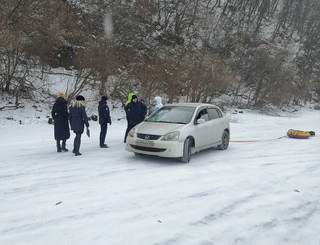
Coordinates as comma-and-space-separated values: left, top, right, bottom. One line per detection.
153, 96, 163, 112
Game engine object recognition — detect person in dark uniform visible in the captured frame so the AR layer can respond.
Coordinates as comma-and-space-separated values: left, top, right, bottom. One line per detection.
51, 93, 70, 152
69, 95, 89, 156
124, 95, 147, 142
98, 95, 111, 148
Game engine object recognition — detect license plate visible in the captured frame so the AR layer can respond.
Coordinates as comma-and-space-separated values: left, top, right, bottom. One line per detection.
136, 139, 155, 147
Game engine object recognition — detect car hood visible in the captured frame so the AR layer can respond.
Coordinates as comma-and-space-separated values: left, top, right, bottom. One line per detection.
136, 121, 185, 136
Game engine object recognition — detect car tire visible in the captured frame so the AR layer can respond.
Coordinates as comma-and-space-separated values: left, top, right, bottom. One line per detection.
181, 138, 192, 163
217, 130, 229, 150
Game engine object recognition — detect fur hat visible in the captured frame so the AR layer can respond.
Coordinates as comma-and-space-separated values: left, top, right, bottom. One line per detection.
58, 92, 66, 99
76, 95, 85, 101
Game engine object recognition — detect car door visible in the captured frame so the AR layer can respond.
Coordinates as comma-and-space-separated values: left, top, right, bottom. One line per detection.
193, 108, 212, 148
207, 107, 224, 145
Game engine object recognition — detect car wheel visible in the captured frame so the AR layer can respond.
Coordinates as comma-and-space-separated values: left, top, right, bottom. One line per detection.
217, 130, 229, 150
181, 138, 192, 163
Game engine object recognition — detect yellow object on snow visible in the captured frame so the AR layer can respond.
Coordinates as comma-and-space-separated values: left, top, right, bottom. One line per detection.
287, 129, 311, 139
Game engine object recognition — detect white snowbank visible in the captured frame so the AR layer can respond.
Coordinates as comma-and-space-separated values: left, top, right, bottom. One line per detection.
0, 109, 319, 245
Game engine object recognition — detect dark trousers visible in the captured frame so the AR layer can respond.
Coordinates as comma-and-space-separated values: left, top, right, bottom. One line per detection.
100, 124, 108, 146
56, 139, 66, 150
124, 122, 136, 143
73, 133, 82, 154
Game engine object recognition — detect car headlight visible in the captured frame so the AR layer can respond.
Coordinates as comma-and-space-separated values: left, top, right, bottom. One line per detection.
161, 131, 180, 141
128, 128, 136, 137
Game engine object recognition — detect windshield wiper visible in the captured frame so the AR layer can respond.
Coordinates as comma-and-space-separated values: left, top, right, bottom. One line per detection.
169, 121, 186, 124
145, 120, 185, 124
145, 120, 168, 123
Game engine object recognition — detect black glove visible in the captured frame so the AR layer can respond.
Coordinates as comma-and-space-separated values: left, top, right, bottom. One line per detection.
86, 128, 90, 138
109, 121, 112, 125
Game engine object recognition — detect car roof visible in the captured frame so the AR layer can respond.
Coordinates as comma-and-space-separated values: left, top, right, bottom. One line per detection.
164, 103, 220, 109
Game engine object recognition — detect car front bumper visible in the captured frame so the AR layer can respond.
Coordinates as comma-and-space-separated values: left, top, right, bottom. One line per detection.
126, 136, 184, 158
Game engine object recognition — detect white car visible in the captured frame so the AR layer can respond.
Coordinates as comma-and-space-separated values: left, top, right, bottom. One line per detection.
126, 103, 230, 163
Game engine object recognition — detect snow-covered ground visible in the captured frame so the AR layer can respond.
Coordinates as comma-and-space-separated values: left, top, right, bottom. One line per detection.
1, 109, 320, 245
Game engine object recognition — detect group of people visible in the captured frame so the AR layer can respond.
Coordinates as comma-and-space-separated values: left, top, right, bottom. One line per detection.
51, 92, 163, 156
51, 93, 92, 156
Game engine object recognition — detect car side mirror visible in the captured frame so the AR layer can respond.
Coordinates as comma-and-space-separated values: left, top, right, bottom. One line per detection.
196, 118, 205, 124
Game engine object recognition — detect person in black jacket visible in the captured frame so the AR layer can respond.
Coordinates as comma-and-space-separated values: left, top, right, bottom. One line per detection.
124, 95, 147, 143
51, 93, 70, 152
98, 95, 111, 148
69, 95, 89, 156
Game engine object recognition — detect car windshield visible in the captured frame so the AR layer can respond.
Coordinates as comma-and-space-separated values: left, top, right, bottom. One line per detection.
146, 106, 195, 124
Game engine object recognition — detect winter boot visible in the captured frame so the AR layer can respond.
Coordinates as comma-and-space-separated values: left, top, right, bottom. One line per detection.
56, 140, 62, 152
73, 134, 81, 155
61, 140, 68, 152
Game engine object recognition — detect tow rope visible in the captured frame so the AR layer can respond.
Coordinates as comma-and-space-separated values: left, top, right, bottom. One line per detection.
230, 136, 287, 143
230, 129, 316, 143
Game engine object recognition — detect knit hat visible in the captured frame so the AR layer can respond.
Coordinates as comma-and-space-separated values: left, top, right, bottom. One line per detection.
58, 92, 66, 99
76, 95, 85, 101
101, 95, 108, 101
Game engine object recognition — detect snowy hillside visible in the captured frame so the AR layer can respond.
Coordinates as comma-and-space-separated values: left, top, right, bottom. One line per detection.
1, 109, 319, 245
